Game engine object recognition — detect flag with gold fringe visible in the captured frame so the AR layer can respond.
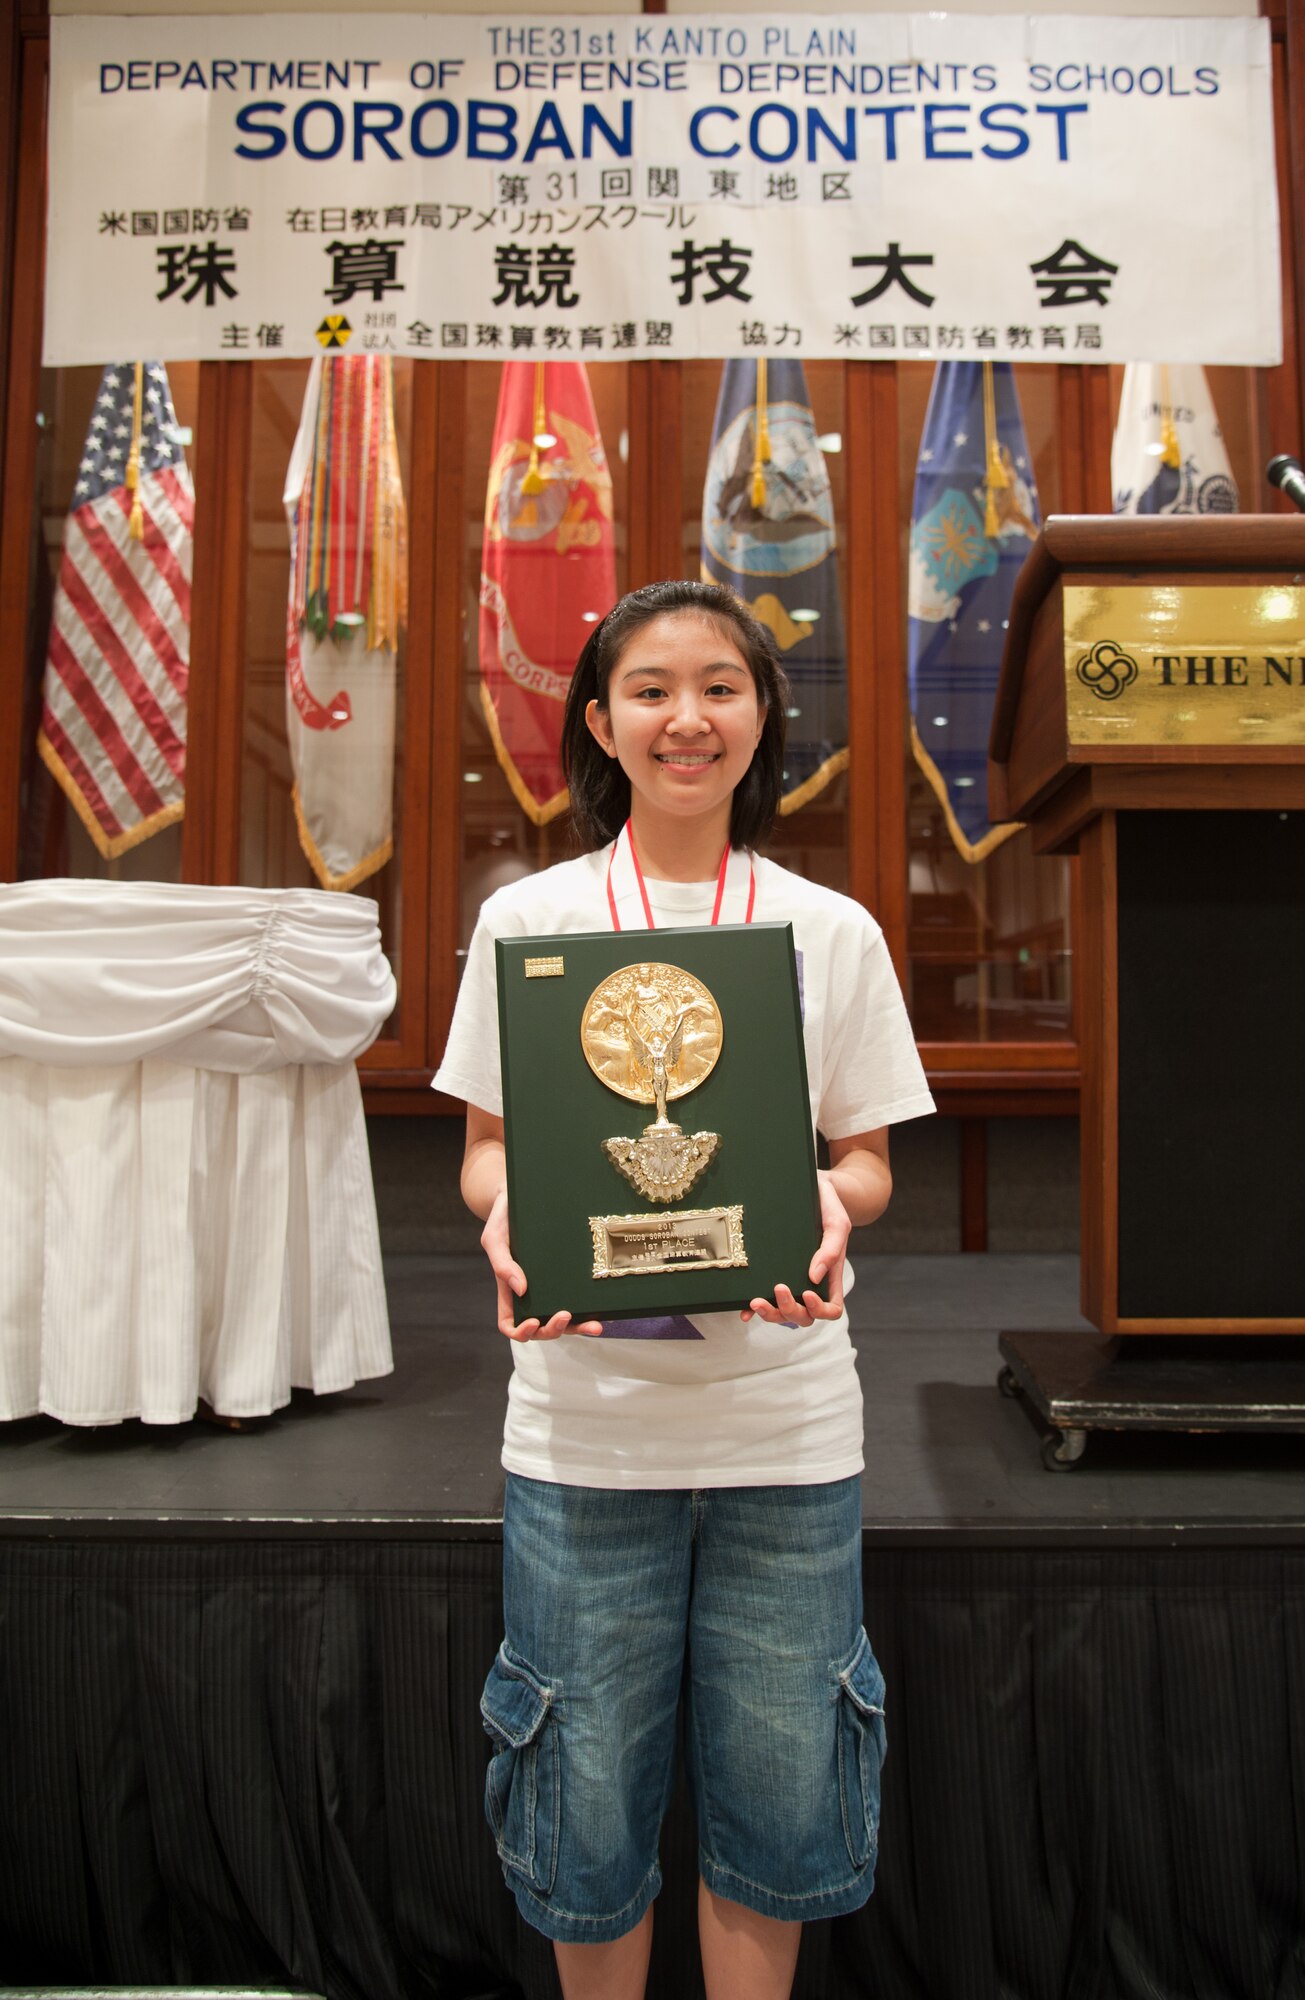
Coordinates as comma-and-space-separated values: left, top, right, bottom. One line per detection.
1112, 363, 1239, 516
283, 354, 407, 892
701, 359, 847, 812
480, 361, 616, 824
908, 361, 1040, 863
37, 361, 193, 858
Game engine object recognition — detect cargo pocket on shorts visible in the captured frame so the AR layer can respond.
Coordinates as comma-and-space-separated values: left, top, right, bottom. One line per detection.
480, 1641, 560, 1895
835, 1627, 887, 1872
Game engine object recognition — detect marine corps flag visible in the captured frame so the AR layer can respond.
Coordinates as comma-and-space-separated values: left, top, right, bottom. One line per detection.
38, 361, 193, 858
701, 360, 847, 812
283, 355, 407, 892
480, 361, 616, 823
908, 362, 1040, 863
1112, 364, 1239, 516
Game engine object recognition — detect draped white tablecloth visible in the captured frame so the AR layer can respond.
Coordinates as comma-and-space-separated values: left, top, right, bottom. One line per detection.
0, 881, 397, 1424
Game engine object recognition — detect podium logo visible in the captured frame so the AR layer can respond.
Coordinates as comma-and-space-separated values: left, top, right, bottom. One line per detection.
1076, 640, 1138, 701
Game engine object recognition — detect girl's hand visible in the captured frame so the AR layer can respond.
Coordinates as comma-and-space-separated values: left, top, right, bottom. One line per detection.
481, 1189, 604, 1342
740, 1169, 850, 1327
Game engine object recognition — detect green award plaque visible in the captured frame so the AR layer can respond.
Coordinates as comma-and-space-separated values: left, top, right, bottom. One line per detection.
496, 922, 824, 1324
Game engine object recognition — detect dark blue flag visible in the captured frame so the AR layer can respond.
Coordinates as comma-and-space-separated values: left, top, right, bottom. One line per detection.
908, 362, 1040, 861
701, 359, 847, 811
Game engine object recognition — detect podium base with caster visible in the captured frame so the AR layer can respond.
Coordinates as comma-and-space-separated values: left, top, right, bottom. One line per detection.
998, 1329, 1305, 1470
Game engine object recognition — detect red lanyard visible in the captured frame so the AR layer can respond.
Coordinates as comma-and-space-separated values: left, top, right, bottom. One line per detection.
605, 820, 756, 931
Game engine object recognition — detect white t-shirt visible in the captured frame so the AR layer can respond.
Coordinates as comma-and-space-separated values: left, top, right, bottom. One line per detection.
434, 844, 935, 1489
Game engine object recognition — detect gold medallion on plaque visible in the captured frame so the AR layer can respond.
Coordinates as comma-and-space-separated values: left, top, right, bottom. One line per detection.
581, 961, 724, 1203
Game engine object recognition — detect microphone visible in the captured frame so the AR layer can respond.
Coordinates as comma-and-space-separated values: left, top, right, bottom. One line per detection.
1266, 453, 1305, 512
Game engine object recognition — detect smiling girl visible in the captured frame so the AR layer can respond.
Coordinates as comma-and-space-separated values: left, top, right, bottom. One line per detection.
434, 580, 934, 2000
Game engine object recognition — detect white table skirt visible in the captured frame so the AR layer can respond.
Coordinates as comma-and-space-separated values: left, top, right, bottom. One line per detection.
0, 882, 397, 1425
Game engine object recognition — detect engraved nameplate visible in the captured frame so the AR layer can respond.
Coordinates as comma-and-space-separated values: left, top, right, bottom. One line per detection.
589, 1205, 747, 1279
524, 955, 565, 979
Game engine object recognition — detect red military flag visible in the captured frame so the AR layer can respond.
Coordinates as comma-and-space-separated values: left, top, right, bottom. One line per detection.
37, 361, 193, 857
283, 355, 407, 891
480, 361, 616, 822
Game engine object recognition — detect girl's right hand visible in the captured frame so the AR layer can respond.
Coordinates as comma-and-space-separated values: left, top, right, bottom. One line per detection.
481, 1189, 604, 1342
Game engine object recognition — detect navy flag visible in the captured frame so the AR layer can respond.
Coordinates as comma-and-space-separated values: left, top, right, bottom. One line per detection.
701, 359, 847, 812
1112, 364, 1239, 516
908, 362, 1040, 863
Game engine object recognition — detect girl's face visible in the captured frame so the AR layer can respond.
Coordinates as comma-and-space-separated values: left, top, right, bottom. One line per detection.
584, 612, 765, 835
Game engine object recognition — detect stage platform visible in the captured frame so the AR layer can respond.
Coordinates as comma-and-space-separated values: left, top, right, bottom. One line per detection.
3, 1255, 1305, 2000
1, 1253, 1302, 1541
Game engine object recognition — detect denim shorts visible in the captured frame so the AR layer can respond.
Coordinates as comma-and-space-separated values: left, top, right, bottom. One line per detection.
479, 1473, 886, 1944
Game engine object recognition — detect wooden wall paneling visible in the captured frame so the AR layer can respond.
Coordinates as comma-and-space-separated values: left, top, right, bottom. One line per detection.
361, 359, 437, 1073
0, 34, 47, 881
1076, 810, 1118, 1333
846, 360, 906, 963
923, 1039, 1078, 1075
627, 358, 681, 585
1055, 367, 1087, 514
931, 1077, 1078, 1119
626, 362, 652, 584
426, 359, 467, 1078
1055, 364, 1112, 515
1078, 367, 1114, 515
182, 362, 251, 886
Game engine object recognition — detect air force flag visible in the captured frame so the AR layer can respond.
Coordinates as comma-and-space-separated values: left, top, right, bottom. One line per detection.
701, 359, 847, 812
908, 362, 1040, 863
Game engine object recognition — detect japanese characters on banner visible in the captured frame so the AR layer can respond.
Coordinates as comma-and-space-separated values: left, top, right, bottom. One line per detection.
46, 13, 1279, 367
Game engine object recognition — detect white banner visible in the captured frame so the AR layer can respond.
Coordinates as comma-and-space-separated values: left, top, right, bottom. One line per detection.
46, 12, 1280, 365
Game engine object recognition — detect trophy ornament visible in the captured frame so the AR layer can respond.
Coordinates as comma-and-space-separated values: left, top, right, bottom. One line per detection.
581, 962, 724, 1204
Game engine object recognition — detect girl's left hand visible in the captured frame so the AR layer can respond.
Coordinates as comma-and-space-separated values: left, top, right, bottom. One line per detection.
740, 1169, 850, 1327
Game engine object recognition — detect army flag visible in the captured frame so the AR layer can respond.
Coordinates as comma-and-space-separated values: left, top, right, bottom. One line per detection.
480, 361, 616, 823
908, 362, 1040, 863
38, 362, 193, 858
1112, 364, 1239, 516
701, 359, 847, 812
283, 355, 407, 892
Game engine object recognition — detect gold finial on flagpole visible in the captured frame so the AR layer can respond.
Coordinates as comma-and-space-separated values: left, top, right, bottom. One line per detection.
126, 362, 145, 541
982, 361, 1009, 540
750, 358, 771, 509
512, 363, 548, 531
520, 362, 548, 497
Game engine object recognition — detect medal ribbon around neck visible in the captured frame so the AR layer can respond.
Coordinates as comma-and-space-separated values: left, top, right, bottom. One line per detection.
605, 819, 756, 932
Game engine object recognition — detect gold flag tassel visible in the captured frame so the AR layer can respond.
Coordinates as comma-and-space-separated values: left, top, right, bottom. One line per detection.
368, 358, 408, 654
982, 360, 1009, 540
750, 357, 771, 509
1158, 363, 1181, 469
125, 362, 145, 542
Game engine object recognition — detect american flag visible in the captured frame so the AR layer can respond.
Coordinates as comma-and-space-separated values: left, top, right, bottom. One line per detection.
37, 361, 193, 858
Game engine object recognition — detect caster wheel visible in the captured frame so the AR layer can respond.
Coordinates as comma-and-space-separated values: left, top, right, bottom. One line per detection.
1040, 1428, 1086, 1471
997, 1365, 1019, 1399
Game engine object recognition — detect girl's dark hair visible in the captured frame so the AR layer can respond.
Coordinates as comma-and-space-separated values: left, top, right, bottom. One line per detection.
561, 579, 790, 852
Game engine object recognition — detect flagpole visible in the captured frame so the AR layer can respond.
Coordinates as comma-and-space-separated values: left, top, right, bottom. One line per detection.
750, 358, 771, 508
976, 863, 989, 1042
125, 362, 145, 543
982, 361, 1009, 539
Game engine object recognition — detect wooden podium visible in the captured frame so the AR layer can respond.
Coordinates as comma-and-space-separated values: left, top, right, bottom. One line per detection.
988, 516, 1305, 1461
